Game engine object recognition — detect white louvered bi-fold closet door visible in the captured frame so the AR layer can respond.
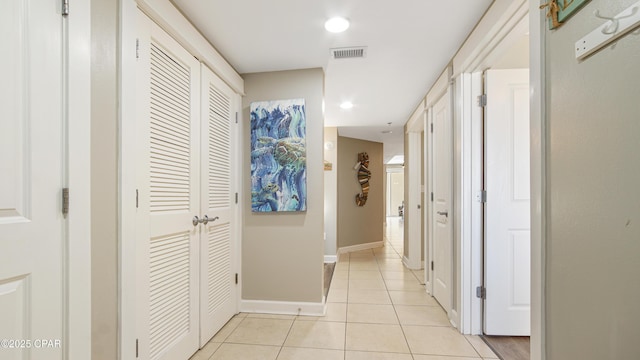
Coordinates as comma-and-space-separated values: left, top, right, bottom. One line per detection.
136, 12, 200, 360
199, 65, 238, 346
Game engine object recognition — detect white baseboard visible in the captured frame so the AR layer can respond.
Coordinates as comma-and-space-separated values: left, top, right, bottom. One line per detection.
324, 255, 337, 263
337, 241, 384, 254
403, 255, 422, 270
240, 298, 327, 317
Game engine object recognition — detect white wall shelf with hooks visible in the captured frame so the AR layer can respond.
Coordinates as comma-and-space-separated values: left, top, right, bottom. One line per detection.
575, 1, 640, 60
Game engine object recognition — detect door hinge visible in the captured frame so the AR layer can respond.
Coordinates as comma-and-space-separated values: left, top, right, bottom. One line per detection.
62, 0, 69, 16
235, 192, 238, 204
430, 261, 434, 271
135, 39, 140, 59
135, 339, 139, 358
136, 189, 139, 208
477, 94, 487, 107
476, 190, 487, 203
430, 123, 434, 133
62, 188, 70, 215
235, 273, 239, 284
476, 286, 486, 299
430, 192, 434, 202
235, 112, 238, 124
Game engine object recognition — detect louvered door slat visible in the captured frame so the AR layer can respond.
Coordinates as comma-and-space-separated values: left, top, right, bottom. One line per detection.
199, 64, 237, 346
208, 85, 231, 209
148, 232, 191, 359
137, 14, 200, 360
207, 223, 231, 314
149, 41, 191, 213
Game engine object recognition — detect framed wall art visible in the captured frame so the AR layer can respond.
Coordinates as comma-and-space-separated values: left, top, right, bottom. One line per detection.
250, 99, 307, 212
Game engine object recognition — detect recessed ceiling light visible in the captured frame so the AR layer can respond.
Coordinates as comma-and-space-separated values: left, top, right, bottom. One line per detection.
340, 101, 354, 109
325, 17, 350, 33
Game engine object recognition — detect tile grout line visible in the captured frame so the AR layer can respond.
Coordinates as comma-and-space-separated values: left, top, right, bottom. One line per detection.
374, 243, 416, 359
343, 251, 350, 360
274, 314, 297, 360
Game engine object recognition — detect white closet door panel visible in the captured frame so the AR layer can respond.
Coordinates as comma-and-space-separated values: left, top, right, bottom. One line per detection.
0, 0, 64, 358
137, 11, 200, 360
199, 65, 237, 345
484, 69, 531, 336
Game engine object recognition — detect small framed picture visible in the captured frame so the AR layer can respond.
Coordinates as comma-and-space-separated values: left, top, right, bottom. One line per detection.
546, 0, 592, 29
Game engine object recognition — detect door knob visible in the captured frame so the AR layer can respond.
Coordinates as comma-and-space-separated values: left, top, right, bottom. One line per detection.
194, 215, 220, 226
200, 215, 220, 225
437, 211, 448, 217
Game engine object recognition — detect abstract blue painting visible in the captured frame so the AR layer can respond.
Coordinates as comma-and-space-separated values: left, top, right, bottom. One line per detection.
250, 99, 307, 212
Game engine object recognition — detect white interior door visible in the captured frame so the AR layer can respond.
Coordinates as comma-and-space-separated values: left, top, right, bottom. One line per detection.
0, 1, 65, 359
484, 68, 531, 336
199, 65, 238, 345
432, 93, 452, 313
136, 12, 201, 359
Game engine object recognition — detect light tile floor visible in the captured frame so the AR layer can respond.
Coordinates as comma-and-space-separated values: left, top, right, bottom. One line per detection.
191, 217, 497, 360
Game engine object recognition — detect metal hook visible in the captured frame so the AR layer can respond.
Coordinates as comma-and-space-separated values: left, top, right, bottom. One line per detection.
594, 6, 639, 35
594, 9, 620, 34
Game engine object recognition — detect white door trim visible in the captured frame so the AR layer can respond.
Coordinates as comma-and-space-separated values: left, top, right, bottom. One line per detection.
119, 1, 139, 359
529, 1, 546, 358
452, 72, 483, 334
425, 107, 433, 295
404, 131, 423, 270
67, 1, 92, 358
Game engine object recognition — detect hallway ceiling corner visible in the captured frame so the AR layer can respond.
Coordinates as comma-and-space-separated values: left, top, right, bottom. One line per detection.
171, 0, 493, 162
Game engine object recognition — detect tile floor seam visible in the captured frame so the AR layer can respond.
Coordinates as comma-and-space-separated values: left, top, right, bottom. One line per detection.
273, 316, 297, 360
375, 242, 417, 358
343, 251, 350, 360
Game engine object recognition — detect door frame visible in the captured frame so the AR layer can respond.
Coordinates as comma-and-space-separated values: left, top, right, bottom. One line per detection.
423, 68, 454, 322
385, 166, 404, 217
452, 0, 546, 359
67, 1, 92, 358
405, 102, 425, 271
119, 1, 244, 359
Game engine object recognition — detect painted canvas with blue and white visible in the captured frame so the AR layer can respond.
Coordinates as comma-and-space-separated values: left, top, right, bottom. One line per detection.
250, 98, 307, 212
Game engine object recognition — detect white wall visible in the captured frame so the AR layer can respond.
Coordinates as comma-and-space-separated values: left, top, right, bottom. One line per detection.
324, 127, 338, 260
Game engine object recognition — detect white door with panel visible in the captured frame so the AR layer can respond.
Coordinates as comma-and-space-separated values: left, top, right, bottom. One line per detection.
199, 65, 238, 346
431, 92, 452, 313
483, 69, 530, 336
137, 12, 239, 359
136, 13, 201, 360
0, 1, 65, 359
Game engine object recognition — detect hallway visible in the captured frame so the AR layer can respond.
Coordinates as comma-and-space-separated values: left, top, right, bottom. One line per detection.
190, 217, 497, 359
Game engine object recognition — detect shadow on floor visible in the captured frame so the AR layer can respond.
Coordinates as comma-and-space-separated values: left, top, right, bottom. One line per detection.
323, 262, 335, 298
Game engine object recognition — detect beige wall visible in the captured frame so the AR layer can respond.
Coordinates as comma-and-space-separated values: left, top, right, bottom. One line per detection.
91, 0, 118, 357
337, 136, 384, 249
324, 127, 338, 258
545, 0, 640, 358
242, 69, 325, 303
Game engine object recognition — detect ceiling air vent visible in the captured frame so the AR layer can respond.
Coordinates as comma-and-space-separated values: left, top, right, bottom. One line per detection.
331, 46, 367, 59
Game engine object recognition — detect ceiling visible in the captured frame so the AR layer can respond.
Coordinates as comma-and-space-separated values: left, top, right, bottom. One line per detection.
171, 0, 493, 163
